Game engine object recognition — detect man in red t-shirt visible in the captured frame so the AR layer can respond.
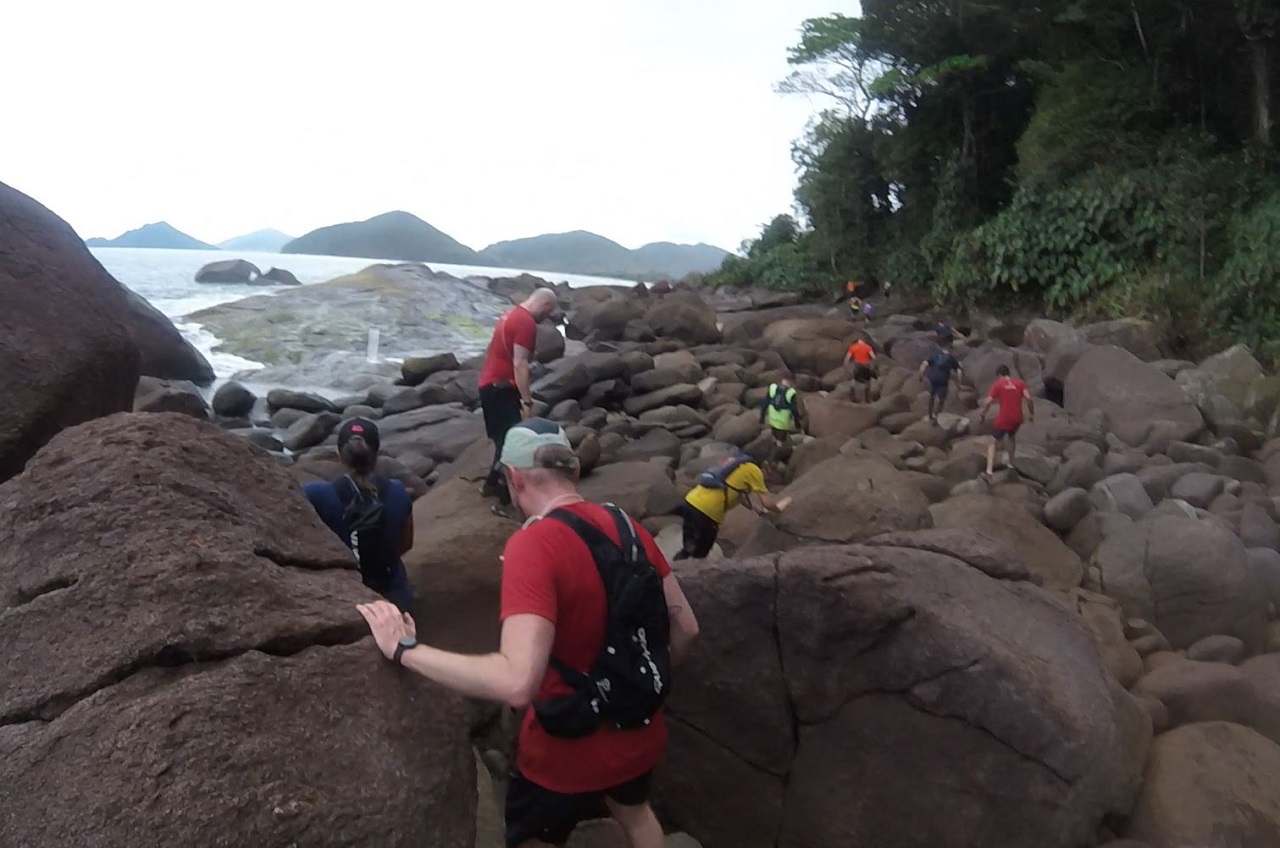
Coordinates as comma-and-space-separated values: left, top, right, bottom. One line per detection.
357, 419, 700, 848
479, 288, 559, 516
844, 336, 877, 403
978, 364, 1035, 475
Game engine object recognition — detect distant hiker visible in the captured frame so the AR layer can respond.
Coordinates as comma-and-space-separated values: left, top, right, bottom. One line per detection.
978, 365, 1035, 475
917, 342, 964, 423
674, 452, 792, 560
883, 280, 893, 299
759, 376, 805, 477
844, 336, 877, 403
862, 300, 875, 320
478, 287, 560, 517
936, 320, 955, 347
848, 295, 863, 321
356, 418, 700, 848
304, 418, 415, 612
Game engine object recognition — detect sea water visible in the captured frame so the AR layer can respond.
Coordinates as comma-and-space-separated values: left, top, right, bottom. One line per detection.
92, 247, 629, 381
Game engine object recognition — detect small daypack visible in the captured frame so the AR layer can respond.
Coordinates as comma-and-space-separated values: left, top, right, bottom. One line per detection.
696, 452, 752, 490
768, 384, 796, 412
534, 505, 672, 738
334, 476, 393, 590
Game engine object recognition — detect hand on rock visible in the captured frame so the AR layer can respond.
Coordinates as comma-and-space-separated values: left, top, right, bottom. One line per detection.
775, 496, 794, 512
356, 601, 415, 660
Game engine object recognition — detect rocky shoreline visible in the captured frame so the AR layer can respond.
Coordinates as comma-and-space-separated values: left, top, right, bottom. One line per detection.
6, 178, 1280, 847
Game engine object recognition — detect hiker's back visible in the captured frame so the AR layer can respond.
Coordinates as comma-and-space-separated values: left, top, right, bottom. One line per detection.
501, 501, 671, 789
304, 477, 411, 574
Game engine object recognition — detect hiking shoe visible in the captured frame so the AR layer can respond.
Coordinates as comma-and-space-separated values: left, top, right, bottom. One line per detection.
491, 503, 514, 519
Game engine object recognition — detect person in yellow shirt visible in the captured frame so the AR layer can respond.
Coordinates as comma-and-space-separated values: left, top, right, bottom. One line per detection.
674, 453, 792, 560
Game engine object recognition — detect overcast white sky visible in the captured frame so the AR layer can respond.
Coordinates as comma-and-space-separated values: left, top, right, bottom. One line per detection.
1, 1, 846, 251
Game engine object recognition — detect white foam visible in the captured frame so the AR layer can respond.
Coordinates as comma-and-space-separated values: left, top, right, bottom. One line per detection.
173, 319, 264, 380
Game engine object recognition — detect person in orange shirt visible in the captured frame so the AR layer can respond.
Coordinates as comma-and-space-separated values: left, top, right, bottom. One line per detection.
843, 336, 877, 403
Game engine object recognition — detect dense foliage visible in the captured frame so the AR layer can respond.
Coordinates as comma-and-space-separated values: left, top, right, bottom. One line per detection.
713, 0, 1280, 359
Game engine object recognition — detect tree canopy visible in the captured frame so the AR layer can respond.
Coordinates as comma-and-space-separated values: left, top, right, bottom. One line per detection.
712, 0, 1280, 361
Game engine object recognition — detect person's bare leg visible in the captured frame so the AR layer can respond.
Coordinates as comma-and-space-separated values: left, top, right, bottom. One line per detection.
1005, 433, 1017, 468
986, 437, 997, 475
606, 799, 663, 848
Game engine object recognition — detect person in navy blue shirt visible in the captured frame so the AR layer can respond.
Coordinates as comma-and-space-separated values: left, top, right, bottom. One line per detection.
304, 418, 416, 612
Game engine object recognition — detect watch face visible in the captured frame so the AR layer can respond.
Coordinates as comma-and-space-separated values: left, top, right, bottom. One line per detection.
398, 636, 416, 648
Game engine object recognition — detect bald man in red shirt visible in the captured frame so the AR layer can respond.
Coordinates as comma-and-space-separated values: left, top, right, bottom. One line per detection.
479, 288, 559, 515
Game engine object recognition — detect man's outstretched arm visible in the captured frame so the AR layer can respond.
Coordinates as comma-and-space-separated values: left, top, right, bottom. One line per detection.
358, 603, 553, 709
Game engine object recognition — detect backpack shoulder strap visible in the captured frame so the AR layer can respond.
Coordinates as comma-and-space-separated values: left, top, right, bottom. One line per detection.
334, 476, 359, 506
541, 504, 641, 684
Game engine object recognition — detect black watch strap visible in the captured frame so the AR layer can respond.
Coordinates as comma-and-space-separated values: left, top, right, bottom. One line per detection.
393, 639, 417, 666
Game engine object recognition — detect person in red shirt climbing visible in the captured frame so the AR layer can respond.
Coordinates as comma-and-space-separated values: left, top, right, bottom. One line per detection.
356, 418, 700, 848
843, 336, 877, 403
479, 288, 560, 516
978, 365, 1035, 476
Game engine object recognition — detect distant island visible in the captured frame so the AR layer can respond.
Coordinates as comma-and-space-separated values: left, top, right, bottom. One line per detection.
281, 211, 480, 266
86, 222, 218, 251
217, 229, 294, 252
281, 212, 729, 280
86, 212, 732, 280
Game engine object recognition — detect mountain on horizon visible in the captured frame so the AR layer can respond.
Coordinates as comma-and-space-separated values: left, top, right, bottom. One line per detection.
478, 232, 731, 279
217, 228, 294, 252
281, 211, 480, 265
85, 222, 218, 251
283, 215, 729, 280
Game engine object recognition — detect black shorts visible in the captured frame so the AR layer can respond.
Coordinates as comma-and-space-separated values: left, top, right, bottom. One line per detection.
770, 427, 792, 442
994, 425, 1020, 440
853, 365, 874, 383
504, 768, 652, 847
928, 380, 949, 400
478, 382, 522, 441
675, 502, 719, 560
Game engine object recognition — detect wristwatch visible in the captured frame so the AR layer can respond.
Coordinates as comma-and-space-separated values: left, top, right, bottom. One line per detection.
521, 398, 534, 408
393, 635, 417, 666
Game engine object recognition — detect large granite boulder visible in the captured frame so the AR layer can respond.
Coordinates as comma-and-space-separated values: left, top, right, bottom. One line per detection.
122, 289, 216, 385
401, 478, 515, 654
0, 181, 141, 483
1078, 318, 1166, 361
1124, 722, 1280, 847
0, 413, 474, 847
195, 258, 260, 283
566, 294, 646, 341
656, 540, 1149, 848
931, 494, 1083, 591
644, 292, 721, 344
762, 319, 855, 375
1094, 513, 1269, 652
772, 455, 932, 546
1064, 346, 1204, 447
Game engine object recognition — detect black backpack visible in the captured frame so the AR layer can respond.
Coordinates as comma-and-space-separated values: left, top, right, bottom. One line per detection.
334, 476, 394, 591
533, 504, 672, 739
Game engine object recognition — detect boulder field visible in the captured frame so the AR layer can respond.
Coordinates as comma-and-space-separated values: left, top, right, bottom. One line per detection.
8, 203, 1280, 844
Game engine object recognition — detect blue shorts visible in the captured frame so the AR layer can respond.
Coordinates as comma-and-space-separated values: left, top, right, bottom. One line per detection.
371, 565, 415, 613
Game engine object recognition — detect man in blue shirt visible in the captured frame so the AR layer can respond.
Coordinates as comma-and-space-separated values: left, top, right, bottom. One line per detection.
304, 418, 416, 611
917, 342, 964, 424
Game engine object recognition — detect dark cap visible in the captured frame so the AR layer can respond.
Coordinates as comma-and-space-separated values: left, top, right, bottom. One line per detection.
337, 417, 380, 453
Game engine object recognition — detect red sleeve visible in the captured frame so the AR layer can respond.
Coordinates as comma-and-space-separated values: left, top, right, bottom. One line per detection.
500, 526, 559, 623
511, 309, 538, 351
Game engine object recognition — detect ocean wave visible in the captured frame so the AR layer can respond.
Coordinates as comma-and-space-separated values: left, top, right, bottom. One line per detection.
173, 319, 265, 382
